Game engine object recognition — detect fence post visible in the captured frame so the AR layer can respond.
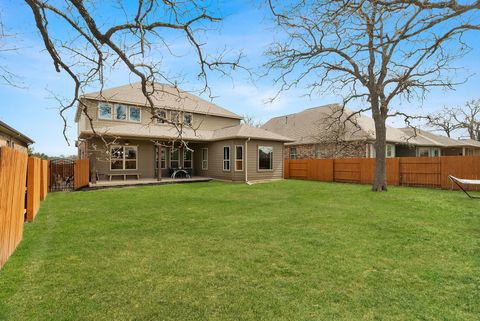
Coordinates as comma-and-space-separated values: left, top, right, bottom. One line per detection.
26, 157, 41, 222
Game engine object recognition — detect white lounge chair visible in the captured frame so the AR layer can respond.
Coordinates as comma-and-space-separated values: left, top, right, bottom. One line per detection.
448, 175, 480, 199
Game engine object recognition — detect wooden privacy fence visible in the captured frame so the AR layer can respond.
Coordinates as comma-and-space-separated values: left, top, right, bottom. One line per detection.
1, 147, 90, 269
0, 147, 28, 268
284, 156, 480, 190
74, 159, 90, 190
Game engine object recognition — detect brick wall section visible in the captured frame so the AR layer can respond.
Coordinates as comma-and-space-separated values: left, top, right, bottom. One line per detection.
285, 142, 368, 160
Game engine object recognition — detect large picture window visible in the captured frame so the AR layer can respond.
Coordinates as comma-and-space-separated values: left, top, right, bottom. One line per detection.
184, 149, 192, 168
115, 104, 127, 120
98, 103, 112, 120
110, 145, 137, 170
170, 149, 179, 168
201, 148, 208, 170
235, 145, 243, 171
258, 146, 273, 170
223, 146, 230, 171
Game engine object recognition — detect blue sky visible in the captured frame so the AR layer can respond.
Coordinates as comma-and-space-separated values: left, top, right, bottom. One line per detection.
0, 1, 479, 155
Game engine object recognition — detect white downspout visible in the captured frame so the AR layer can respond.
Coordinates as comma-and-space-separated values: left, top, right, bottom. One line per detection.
245, 137, 251, 185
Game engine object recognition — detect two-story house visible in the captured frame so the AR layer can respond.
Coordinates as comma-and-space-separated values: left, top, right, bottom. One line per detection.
75, 82, 292, 182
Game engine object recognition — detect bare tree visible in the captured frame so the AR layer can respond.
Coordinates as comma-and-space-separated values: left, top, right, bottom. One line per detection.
428, 99, 480, 140
454, 99, 480, 140
427, 107, 460, 138
265, 0, 480, 191
0, 10, 22, 87
22, 0, 242, 146
241, 114, 263, 127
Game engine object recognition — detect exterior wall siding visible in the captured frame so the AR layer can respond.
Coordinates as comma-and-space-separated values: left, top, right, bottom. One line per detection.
247, 140, 284, 181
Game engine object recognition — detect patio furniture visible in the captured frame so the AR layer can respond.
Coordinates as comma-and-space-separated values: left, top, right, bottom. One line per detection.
106, 172, 142, 181
170, 168, 191, 179
448, 175, 480, 199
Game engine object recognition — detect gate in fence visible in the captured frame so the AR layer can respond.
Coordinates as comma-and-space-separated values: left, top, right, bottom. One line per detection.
50, 158, 75, 191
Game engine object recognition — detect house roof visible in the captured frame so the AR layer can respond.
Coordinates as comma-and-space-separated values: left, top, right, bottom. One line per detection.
261, 104, 422, 146
75, 82, 242, 121
399, 128, 480, 148
79, 123, 293, 142
0, 120, 35, 145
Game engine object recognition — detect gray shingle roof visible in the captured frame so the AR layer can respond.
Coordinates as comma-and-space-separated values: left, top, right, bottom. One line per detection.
76, 82, 242, 121
399, 128, 480, 148
261, 104, 423, 145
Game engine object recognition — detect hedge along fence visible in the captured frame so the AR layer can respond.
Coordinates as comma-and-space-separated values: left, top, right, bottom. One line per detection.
284, 156, 480, 190
0, 147, 28, 268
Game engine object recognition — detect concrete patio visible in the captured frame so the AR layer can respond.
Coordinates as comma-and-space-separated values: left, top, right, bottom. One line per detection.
86, 176, 212, 190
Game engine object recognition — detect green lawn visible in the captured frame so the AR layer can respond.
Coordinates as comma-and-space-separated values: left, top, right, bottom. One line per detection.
0, 180, 479, 321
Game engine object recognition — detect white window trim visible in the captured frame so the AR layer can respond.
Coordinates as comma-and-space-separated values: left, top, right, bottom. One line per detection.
110, 145, 138, 171
184, 112, 193, 126
161, 147, 167, 169
114, 104, 129, 122
223, 146, 231, 172
386, 144, 396, 158
201, 148, 208, 170
129, 106, 141, 123
98, 103, 113, 120
235, 145, 244, 172
258, 146, 273, 171
290, 147, 297, 160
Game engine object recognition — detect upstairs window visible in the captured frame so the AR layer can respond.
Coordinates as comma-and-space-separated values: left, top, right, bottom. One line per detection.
290, 147, 297, 160
223, 146, 230, 171
258, 146, 273, 170
98, 103, 112, 120
184, 113, 193, 126
157, 109, 167, 124
115, 104, 127, 120
129, 107, 141, 122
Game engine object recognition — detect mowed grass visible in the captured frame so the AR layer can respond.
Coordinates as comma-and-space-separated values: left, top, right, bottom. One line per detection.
0, 180, 479, 321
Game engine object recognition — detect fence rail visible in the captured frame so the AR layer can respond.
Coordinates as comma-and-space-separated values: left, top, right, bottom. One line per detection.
284, 156, 480, 190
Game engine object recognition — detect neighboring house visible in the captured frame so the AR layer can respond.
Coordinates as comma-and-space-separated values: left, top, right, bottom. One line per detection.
75, 83, 293, 182
0, 120, 34, 153
399, 128, 480, 156
261, 104, 480, 160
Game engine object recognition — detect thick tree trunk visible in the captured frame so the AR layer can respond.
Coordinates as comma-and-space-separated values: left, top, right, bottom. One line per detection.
372, 118, 388, 192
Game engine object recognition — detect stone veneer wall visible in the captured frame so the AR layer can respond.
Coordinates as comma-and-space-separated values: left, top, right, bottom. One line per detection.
284, 142, 368, 160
